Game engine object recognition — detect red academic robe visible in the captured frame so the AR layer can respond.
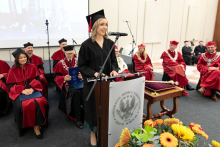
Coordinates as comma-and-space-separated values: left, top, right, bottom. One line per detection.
133, 54, 155, 80
6, 64, 48, 128
197, 52, 220, 96
51, 48, 66, 68
161, 50, 189, 96
29, 54, 48, 99
0, 60, 10, 93
53, 57, 77, 119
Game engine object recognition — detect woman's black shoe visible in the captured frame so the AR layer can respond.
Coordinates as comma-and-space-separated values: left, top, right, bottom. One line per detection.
185, 85, 195, 91
76, 121, 84, 129
36, 133, 43, 139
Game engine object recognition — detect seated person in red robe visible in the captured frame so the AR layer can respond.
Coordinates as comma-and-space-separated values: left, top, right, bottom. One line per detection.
0, 60, 11, 115
24, 42, 48, 99
197, 42, 220, 102
115, 45, 130, 74
133, 44, 155, 80
6, 48, 49, 139
53, 45, 84, 129
161, 40, 195, 96
51, 38, 67, 68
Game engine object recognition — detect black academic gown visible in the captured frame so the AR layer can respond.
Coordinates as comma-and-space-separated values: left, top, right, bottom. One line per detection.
182, 46, 197, 65
194, 45, 206, 57
78, 38, 118, 126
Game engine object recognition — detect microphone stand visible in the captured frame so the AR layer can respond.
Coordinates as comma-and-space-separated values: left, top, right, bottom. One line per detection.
125, 21, 136, 73
86, 35, 120, 147
45, 21, 52, 85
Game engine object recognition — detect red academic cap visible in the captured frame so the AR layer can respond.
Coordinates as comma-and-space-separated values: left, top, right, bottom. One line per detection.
86, 9, 105, 33
138, 44, 146, 48
206, 42, 216, 47
170, 40, 179, 46
114, 45, 118, 49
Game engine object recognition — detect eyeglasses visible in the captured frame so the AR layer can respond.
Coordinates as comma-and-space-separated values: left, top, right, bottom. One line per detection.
207, 47, 215, 49
66, 53, 74, 56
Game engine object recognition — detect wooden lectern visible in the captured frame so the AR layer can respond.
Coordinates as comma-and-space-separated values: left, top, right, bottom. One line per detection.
94, 76, 141, 147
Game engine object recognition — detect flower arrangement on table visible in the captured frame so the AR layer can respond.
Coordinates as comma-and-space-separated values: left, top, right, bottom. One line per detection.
115, 118, 220, 147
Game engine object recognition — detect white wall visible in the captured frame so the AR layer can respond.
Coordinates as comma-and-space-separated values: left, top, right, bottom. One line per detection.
89, 0, 218, 59
0, 0, 218, 61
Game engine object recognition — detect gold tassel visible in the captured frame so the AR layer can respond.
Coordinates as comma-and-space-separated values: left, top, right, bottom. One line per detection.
175, 86, 183, 91
151, 91, 159, 96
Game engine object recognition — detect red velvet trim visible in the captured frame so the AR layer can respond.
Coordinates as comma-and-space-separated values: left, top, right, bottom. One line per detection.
54, 75, 65, 90
51, 49, 65, 60
22, 97, 47, 128
30, 79, 43, 92
30, 54, 44, 66
40, 75, 48, 99
9, 85, 25, 100
0, 80, 8, 93
6, 64, 39, 84
38, 69, 45, 75
0, 60, 10, 74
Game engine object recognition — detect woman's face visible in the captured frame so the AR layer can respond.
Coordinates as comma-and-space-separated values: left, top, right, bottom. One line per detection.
96, 18, 108, 36
139, 47, 145, 54
19, 53, 27, 65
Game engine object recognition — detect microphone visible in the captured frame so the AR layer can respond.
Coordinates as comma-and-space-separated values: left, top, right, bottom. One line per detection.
119, 47, 123, 54
108, 32, 128, 36
45, 20, 49, 26
72, 39, 77, 44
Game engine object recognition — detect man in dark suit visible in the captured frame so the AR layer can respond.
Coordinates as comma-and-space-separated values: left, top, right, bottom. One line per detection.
182, 41, 197, 65
194, 41, 206, 57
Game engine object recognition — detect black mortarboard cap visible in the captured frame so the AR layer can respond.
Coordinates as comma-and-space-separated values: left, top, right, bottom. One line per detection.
58, 38, 67, 44
24, 42, 33, 48
12, 48, 25, 58
86, 9, 105, 32
63, 45, 74, 51
184, 41, 188, 43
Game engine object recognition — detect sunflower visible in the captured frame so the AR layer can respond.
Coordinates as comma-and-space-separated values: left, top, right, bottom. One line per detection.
160, 132, 178, 147
115, 143, 120, 147
171, 124, 195, 142
142, 143, 153, 147
164, 118, 183, 127
212, 140, 220, 147
191, 127, 208, 140
119, 128, 131, 147
144, 119, 156, 127
154, 119, 163, 127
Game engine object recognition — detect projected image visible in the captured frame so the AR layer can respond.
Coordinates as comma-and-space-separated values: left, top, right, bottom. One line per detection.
0, 0, 89, 48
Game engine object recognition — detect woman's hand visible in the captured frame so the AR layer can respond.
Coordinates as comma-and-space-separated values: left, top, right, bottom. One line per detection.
0, 74, 4, 79
22, 88, 34, 95
64, 75, 71, 81
110, 71, 118, 77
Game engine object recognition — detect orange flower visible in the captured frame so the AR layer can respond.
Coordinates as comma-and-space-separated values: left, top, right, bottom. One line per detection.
154, 119, 163, 127
164, 118, 182, 127
160, 132, 178, 147
191, 127, 208, 140
115, 143, 121, 147
119, 128, 131, 147
142, 144, 153, 147
144, 119, 156, 127
189, 123, 203, 131
212, 140, 220, 147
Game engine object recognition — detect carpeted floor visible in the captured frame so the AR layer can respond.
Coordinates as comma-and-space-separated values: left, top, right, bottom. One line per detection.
0, 72, 219, 147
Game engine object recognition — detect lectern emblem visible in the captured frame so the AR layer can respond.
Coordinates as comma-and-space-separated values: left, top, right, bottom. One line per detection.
112, 91, 141, 126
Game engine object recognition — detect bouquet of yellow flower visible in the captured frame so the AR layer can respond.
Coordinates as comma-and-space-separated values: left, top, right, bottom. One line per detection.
115, 118, 220, 147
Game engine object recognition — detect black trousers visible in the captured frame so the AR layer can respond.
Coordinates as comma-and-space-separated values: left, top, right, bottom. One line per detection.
59, 85, 84, 122
183, 55, 198, 65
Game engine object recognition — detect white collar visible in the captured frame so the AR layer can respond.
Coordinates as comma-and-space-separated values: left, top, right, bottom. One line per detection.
209, 51, 216, 55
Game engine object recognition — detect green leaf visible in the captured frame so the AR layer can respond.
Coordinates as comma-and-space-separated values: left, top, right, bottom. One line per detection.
134, 128, 142, 134
148, 135, 160, 141
164, 126, 169, 132
150, 131, 157, 135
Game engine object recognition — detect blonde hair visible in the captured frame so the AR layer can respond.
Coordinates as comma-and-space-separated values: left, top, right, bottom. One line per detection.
135, 47, 147, 59
91, 18, 109, 42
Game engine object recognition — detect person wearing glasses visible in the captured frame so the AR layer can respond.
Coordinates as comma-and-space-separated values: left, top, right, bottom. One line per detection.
53, 45, 84, 129
197, 42, 220, 102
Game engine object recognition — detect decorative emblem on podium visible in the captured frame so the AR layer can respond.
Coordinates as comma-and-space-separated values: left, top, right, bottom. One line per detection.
112, 91, 141, 126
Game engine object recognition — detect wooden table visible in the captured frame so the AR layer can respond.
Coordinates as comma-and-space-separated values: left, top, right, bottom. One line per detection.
143, 88, 182, 122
